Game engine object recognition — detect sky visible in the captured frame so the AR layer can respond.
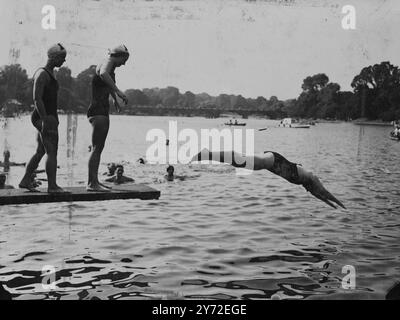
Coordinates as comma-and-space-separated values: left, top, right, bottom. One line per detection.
0, 0, 400, 99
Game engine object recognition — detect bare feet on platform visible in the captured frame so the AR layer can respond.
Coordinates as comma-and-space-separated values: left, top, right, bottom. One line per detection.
18, 180, 40, 192
86, 183, 111, 192
48, 185, 70, 194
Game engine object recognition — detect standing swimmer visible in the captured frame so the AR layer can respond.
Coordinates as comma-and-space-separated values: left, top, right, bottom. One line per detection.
87, 45, 129, 191
19, 44, 67, 193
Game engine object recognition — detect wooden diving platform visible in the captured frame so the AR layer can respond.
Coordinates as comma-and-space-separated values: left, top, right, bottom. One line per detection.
0, 184, 160, 206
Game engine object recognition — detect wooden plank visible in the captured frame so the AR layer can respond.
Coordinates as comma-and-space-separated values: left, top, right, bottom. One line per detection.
0, 184, 160, 205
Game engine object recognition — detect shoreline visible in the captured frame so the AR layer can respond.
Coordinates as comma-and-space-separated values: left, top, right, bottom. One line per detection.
1, 112, 396, 126
352, 119, 393, 127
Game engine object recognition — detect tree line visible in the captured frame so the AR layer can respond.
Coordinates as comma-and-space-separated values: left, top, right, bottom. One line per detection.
1, 61, 400, 120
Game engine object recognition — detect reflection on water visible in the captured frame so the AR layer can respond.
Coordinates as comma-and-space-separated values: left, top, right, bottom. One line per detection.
0, 115, 400, 300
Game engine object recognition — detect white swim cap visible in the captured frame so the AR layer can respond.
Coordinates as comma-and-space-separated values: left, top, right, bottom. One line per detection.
47, 43, 67, 59
108, 44, 129, 56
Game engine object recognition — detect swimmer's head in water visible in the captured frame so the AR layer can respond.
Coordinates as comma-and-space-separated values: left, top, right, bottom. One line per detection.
47, 43, 67, 67
109, 45, 130, 67
107, 163, 117, 175
166, 165, 174, 174
116, 165, 124, 177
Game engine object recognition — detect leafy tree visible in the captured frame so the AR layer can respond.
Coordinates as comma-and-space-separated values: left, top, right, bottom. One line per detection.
179, 91, 196, 109
55, 67, 75, 111
215, 94, 231, 109
159, 86, 180, 107
125, 89, 149, 106
0, 64, 32, 106
351, 61, 400, 120
301, 73, 329, 92
73, 65, 96, 108
143, 88, 162, 106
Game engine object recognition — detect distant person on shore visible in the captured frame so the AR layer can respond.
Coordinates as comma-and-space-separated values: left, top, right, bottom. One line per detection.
105, 165, 134, 184
0, 173, 14, 189
191, 148, 345, 209
18, 43, 68, 193
0, 150, 26, 169
87, 45, 129, 192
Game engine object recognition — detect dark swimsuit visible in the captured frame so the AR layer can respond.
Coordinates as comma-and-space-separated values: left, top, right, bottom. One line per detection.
87, 70, 115, 118
31, 68, 59, 129
264, 151, 300, 185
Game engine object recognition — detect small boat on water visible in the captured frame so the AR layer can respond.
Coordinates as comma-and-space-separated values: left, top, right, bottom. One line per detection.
225, 121, 246, 126
278, 118, 310, 129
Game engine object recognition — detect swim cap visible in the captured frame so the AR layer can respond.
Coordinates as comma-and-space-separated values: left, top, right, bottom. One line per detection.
47, 43, 67, 59
109, 44, 129, 56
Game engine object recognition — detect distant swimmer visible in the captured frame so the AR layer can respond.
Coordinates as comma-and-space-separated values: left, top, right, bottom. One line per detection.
104, 165, 134, 184
191, 149, 345, 209
0, 150, 26, 168
394, 125, 400, 138
18, 43, 68, 193
87, 45, 129, 192
0, 173, 14, 189
137, 158, 147, 164
165, 165, 186, 182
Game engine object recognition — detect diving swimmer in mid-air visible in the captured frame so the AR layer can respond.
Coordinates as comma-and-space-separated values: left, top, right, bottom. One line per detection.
191, 149, 345, 209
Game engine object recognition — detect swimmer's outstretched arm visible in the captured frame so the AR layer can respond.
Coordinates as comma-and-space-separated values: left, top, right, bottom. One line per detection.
122, 176, 134, 182
104, 176, 115, 183
191, 149, 345, 209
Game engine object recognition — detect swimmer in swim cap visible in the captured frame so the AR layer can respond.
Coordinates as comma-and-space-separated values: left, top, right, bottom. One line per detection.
164, 165, 186, 182
87, 45, 130, 191
104, 165, 135, 185
19, 43, 68, 193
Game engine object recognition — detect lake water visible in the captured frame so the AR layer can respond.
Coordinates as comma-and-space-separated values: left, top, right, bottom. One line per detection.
1, 115, 399, 300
